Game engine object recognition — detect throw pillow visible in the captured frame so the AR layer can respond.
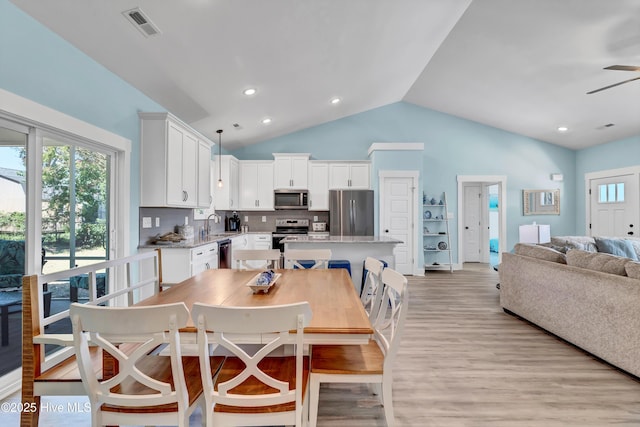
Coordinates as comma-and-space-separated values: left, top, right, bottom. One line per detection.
550, 236, 597, 252
594, 237, 639, 261
565, 249, 630, 276
625, 261, 640, 280
513, 243, 566, 264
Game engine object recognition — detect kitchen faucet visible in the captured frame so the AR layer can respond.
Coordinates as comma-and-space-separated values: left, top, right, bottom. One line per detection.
206, 213, 221, 237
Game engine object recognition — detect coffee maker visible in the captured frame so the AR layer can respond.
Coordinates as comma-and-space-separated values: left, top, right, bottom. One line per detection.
226, 211, 241, 232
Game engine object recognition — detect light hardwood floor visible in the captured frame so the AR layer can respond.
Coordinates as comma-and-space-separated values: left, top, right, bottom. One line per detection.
316, 264, 640, 426
4, 264, 640, 426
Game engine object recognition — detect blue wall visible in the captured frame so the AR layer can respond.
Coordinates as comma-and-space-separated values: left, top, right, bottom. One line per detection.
0, 0, 166, 251
232, 102, 578, 256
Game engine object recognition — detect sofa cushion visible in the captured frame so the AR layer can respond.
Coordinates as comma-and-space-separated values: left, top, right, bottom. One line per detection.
550, 236, 597, 252
513, 243, 566, 264
625, 261, 640, 280
565, 249, 631, 276
594, 237, 639, 260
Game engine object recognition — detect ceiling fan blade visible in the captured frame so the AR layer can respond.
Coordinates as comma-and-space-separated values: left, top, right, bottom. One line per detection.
586, 76, 640, 94
604, 65, 640, 72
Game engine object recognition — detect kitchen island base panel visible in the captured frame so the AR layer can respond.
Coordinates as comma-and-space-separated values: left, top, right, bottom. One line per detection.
283, 239, 398, 294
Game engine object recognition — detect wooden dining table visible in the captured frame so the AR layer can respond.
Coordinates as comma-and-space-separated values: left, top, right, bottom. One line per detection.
135, 268, 374, 345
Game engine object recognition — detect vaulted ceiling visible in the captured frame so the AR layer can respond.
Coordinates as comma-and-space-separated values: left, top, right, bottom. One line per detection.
10, 0, 640, 151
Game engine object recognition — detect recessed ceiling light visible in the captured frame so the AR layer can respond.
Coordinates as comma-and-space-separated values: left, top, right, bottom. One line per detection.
243, 88, 257, 96
557, 126, 569, 132
261, 117, 272, 125
330, 97, 342, 105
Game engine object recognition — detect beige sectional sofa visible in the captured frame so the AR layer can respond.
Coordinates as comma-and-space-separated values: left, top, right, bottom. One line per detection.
499, 236, 640, 377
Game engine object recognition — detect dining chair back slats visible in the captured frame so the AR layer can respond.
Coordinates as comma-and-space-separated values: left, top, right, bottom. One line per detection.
309, 267, 408, 427
192, 302, 312, 427
284, 249, 332, 269
70, 301, 206, 426
234, 249, 281, 270
361, 257, 384, 320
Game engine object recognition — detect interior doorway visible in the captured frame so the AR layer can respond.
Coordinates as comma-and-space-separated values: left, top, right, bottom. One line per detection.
457, 176, 506, 267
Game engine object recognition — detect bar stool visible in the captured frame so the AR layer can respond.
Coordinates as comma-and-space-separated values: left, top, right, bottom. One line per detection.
328, 260, 351, 277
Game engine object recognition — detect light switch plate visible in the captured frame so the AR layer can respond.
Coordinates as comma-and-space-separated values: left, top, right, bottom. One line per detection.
262, 216, 267, 222
244, 216, 249, 222
142, 217, 152, 228
155, 217, 160, 227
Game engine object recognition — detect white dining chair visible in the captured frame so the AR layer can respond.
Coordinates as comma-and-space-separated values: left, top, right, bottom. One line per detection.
284, 249, 332, 269
69, 302, 216, 427
361, 257, 385, 320
192, 302, 313, 427
234, 249, 282, 270
309, 267, 409, 427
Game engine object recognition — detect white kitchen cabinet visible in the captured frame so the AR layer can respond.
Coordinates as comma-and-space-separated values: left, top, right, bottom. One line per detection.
191, 243, 219, 275
194, 159, 216, 219
308, 161, 330, 210
239, 161, 274, 210
246, 233, 274, 268
231, 234, 250, 268
273, 153, 310, 189
250, 233, 272, 250
197, 140, 212, 209
139, 112, 212, 208
160, 243, 218, 284
328, 162, 370, 189
214, 155, 239, 210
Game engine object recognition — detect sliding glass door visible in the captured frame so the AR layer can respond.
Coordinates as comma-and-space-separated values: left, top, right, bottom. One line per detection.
0, 124, 28, 376
0, 125, 116, 379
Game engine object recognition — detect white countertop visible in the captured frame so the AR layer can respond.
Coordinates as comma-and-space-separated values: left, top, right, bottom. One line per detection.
281, 235, 403, 244
139, 231, 270, 249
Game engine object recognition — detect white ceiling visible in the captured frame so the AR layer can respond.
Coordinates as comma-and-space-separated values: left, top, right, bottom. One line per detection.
9, 0, 640, 151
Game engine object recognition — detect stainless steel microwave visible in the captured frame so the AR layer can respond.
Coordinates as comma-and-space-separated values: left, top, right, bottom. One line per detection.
274, 190, 308, 210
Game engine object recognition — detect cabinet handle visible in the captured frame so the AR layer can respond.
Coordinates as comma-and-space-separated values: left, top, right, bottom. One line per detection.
205, 262, 210, 269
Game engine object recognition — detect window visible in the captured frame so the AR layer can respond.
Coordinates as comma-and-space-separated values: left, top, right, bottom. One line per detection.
0, 90, 130, 393
598, 182, 625, 203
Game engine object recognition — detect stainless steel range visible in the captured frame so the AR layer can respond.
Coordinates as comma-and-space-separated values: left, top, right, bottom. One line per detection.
272, 218, 309, 253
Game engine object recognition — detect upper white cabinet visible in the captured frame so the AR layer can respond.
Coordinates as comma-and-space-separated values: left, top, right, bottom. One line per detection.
140, 112, 212, 208
214, 155, 239, 211
197, 141, 212, 208
328, 162, 370, 189
273, 153, 310, 189
194, 159, 216, 220
308, 161, 330, 211
239, 161, 274, 210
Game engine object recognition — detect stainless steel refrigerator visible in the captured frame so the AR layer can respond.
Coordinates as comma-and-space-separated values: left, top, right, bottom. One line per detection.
329, 189, 374, 236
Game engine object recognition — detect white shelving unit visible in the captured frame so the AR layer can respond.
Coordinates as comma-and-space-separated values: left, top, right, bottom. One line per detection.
423, 192, 453, 273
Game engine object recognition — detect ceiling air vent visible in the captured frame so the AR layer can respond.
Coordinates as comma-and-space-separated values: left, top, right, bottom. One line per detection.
122, 8, 161, 37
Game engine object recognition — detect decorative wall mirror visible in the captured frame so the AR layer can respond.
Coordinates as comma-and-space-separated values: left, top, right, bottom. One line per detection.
523, 189, 560, 215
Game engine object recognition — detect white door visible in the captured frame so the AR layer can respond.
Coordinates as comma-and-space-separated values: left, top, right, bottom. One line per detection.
463, 185, 482, 262
380, 175, 415, 274
590, 174, 638, 237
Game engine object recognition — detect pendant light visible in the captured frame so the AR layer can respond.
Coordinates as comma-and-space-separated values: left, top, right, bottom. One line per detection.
216, 129, 223, 188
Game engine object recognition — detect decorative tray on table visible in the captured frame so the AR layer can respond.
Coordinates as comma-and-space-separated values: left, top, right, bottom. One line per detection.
246, 270, 281, 294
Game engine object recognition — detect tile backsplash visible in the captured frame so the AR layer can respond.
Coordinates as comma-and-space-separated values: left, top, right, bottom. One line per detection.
139, 207, 328, 246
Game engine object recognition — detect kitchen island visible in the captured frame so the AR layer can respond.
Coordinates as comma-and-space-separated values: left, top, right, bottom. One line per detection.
281, 235, 402, 294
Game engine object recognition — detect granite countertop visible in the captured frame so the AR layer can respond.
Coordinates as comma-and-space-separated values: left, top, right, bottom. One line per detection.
280, 235, 403, 244
138, 231, 271, 249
